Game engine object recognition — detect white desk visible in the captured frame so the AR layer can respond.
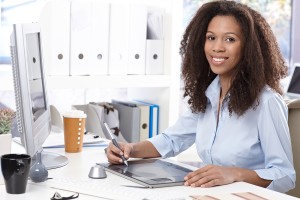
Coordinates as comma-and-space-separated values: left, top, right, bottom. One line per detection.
0, 142, 299, 200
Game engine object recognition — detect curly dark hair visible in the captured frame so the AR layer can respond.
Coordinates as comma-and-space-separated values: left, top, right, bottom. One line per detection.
180, 0, 287, 116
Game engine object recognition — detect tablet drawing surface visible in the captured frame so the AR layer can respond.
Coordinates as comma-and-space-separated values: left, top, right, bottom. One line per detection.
99, 159, 193, 188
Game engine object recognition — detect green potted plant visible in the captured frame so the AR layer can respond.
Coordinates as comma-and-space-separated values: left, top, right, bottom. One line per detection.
0, 108, 16, 156
0, 108, 16, 134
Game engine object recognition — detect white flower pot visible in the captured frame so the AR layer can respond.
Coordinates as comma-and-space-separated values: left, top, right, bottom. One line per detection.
0, 133, 12, 157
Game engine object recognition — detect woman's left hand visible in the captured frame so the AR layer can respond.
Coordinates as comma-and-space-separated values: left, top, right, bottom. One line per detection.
184, 164, 238, 188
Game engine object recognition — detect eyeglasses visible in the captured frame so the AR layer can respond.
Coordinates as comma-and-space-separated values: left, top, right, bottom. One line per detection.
51, 192, 79, 200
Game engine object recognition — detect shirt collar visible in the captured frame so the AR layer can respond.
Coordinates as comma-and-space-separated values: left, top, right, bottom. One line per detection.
206, 76, 221, 106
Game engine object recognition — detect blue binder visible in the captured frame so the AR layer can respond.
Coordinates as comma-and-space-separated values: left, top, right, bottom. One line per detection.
134, 100, 159, 138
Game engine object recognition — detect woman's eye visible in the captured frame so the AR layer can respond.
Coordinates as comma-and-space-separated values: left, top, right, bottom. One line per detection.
207, 36, 215, 40
226, 37, 235, 42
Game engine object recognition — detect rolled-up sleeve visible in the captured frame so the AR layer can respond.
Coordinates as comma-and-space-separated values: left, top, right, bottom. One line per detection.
148, 109, 198, 158
256, 95, 296, 193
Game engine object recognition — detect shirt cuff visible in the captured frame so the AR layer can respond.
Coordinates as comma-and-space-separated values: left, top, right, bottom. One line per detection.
255, 169, 295, 193
147, 134, 173, 158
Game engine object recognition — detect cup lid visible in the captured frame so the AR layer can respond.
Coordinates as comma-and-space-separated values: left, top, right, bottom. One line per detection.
63, 110, 87, 118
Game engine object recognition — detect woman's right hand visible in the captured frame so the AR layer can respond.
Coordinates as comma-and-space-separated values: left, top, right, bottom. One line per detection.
106, 141, 134, 164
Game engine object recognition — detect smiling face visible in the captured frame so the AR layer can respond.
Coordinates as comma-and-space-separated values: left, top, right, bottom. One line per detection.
204, 15, 244, 81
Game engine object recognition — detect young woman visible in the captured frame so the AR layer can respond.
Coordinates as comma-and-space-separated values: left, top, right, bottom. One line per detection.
106, 1, 295, 193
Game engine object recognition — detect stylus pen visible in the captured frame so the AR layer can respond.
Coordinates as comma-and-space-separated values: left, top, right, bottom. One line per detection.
103, 122, 128, 166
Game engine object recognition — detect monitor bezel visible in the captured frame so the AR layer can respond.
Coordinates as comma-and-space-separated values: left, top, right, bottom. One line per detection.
286, 63, 300, 99
11, 23, 68, 169
11, 23, 51, 156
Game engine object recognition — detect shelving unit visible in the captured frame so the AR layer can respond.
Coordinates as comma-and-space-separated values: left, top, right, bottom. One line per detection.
46, 75, 172, 89
40, 0, 183, 134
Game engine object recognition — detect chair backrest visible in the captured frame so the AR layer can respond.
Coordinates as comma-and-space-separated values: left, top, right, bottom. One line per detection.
286, 99, 300, 197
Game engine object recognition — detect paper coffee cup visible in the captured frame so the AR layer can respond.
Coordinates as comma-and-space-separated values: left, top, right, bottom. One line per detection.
63, 110, 87, 153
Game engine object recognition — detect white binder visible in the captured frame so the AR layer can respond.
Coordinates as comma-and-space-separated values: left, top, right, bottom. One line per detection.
145, 9, 164, 75
70, 1, 90, 75
127, 4, 148, 75
134, 100, 159, 138
134, 102, 150, 141
90, 2, 109, 75
70, 1, 109, 75
145, 39, 164, 75
39, 0, 70, 76
108, 3, 130, 75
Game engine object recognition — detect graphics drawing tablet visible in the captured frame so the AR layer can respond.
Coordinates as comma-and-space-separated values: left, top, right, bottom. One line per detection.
99, 159, 193, 188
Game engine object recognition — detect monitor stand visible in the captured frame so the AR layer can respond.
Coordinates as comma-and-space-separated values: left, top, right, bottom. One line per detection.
31, 150, 68, 170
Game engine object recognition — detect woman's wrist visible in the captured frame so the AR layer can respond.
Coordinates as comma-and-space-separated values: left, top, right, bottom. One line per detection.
230, 167, 271, 188
129, 141, 147, 158
232, 167, 244, 182
127, 143, 136, 157
131, 141, 160, 158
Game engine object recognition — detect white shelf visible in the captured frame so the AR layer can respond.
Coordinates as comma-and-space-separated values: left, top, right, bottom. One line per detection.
46, 75, 172, 89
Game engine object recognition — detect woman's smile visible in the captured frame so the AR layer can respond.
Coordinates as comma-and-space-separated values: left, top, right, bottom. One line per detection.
211, 56, 228, 65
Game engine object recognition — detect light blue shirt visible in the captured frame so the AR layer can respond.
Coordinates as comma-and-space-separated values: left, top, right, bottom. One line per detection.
149, 76, 296, 193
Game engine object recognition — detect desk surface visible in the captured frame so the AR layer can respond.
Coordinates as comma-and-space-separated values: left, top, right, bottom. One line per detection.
0, 142, 299, 200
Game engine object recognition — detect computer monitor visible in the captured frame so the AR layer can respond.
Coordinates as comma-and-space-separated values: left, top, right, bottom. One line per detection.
286, 63, 300, 99
10, 23, 68, 169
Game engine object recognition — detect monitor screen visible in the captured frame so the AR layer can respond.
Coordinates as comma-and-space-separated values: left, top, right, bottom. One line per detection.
10, 23, 68, 169
26, 32, 47, 122
286, 64, 300, 98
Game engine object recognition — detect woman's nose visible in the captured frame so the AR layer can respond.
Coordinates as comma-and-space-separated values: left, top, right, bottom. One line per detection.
212, 40, 225, 52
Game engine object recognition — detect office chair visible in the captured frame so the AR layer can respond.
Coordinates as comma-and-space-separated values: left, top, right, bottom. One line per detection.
285, 99, 300, 198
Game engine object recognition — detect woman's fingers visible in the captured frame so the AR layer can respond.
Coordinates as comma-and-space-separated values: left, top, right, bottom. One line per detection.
184, 169, 218, 187
106, 142, 134, 164
184, 165, 236, 187
107, 142, 125, 164
123, 143, 134, 159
